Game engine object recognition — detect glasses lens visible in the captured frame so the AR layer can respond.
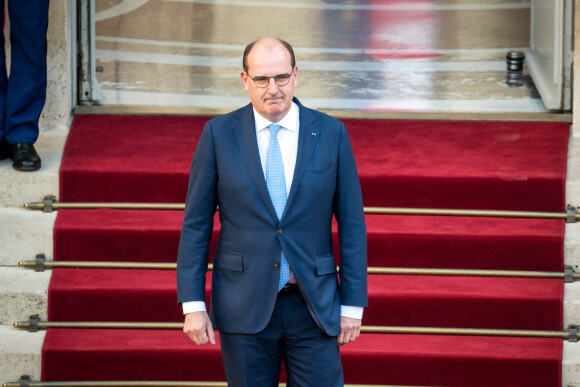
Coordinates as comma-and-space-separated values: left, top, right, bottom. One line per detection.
274, 74, 291, 86
250, 74, 291, 88
253, 77, 269, 88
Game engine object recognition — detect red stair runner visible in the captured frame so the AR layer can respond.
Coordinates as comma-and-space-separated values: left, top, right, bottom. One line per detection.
43, 115, 570, 386
53, 209, 564, 271
48, 269, 562, 330
42, 329, 562, 386
60, 115, 569, 211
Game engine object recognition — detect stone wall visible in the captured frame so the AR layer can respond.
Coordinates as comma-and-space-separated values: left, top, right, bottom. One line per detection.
40, 0, 74, 131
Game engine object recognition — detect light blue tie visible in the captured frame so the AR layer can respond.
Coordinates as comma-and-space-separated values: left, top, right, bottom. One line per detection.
266, 124, 290, 291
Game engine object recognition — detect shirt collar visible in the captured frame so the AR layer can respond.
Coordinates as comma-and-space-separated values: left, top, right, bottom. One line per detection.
254, 102, 299, 133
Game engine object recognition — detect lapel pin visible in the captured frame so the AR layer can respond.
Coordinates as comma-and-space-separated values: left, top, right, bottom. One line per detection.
311, 132, 317, 136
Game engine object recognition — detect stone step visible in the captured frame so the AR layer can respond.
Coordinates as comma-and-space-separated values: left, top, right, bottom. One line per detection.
0, 325, 45, 384
0, 268, 51, 326
0, 125, 67, 208
0, 122, 65, 386
0, 208, 56, 266
563, 340, 580, 386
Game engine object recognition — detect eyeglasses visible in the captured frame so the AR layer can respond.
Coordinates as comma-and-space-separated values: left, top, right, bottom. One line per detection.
248, 73, 292, 88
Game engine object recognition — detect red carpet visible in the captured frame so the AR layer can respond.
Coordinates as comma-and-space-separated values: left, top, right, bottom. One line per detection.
42, 329, 562, 386
48, 269, 562, 330
54, 210, 564, 271
60, 115, 569, 211
44, 115, 569, 386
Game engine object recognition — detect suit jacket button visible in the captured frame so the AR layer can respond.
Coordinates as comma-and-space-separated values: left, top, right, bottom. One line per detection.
278, 229, 284, 235
273, 263, 280, 269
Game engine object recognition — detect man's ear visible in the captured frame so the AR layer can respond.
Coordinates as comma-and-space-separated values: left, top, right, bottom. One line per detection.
293, 66, 298, 86
241, 71, 250, 91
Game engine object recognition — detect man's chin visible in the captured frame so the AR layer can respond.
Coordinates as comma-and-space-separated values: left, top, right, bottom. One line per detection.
263, 103, 289, 119
264, 98, 283, 107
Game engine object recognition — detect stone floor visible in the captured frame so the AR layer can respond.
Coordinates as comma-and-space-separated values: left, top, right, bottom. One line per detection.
92, 0, 546, 113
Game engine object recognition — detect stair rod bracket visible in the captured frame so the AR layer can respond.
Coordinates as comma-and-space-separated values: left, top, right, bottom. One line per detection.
567, 205, 578, 223
34, 254, 46, 272
42, 195, 56, 213
27, 315, 40, 333
565, 265, 576, 283
568, 324, 579, 342
18, 375, 30, 387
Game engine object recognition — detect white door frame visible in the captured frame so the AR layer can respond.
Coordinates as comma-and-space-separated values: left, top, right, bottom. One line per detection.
77, 0, 102, 105
527, 0, 574, 111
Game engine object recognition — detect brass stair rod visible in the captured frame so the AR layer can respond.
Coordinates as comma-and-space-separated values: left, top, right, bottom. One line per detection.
25, 202, 186, 211
19, 261, 181, 270
367, 267, 580, 280
24, 199, 578, 221
11, 320, 573, 339
18, 259, 580, 280
363, 326, 571, 339
364, 206, 570, 220
13, 321, 184, 330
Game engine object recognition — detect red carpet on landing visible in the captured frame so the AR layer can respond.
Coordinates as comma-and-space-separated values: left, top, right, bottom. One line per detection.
44, 114, 570, 386
60, 115, 569, 211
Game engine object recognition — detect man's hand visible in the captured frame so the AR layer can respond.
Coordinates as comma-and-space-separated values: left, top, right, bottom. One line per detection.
337, 316, 361, 346
184, 311, 215, 345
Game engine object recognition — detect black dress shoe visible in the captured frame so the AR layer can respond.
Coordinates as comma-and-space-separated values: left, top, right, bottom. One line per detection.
10, 142, 41, 171
0, 140, 9, 161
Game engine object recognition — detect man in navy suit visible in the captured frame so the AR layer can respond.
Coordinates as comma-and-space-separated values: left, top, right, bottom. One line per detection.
0, 0, 48, 171
177, 37, 367, 386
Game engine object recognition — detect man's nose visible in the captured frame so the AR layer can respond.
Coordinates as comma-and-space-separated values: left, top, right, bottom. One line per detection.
267, 78, 279, 94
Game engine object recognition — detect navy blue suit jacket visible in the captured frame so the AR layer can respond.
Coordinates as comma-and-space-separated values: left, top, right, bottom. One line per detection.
177, 98, 367, 336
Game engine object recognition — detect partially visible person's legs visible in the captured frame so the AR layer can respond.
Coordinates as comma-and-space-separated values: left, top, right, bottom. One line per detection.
2, 0, 49, 171
0, 0, 8, 161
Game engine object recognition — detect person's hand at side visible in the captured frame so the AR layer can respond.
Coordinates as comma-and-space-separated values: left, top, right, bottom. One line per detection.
337, 316, 361, 346
184, 311, 215, 345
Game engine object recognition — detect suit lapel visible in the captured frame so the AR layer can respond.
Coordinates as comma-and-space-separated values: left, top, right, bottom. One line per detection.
232, 104, 280, 223
282, 102, 320, 220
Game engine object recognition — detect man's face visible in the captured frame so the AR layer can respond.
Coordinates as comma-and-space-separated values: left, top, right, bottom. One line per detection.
241, 42, 298, 123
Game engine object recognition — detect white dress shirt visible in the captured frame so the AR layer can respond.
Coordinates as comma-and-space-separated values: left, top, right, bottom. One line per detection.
183, 102, 363, 320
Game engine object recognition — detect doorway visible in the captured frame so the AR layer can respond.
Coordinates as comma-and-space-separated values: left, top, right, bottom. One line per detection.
79, 0, 571, 115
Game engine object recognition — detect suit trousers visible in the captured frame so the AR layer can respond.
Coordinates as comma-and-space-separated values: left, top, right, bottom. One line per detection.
0, 0, 49, 145
219, 289, 344, 387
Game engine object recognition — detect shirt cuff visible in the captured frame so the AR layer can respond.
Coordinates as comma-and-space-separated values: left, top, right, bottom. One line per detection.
340, 305, 364, 319
182, 301, 207, 315
184, 302, 362, 318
